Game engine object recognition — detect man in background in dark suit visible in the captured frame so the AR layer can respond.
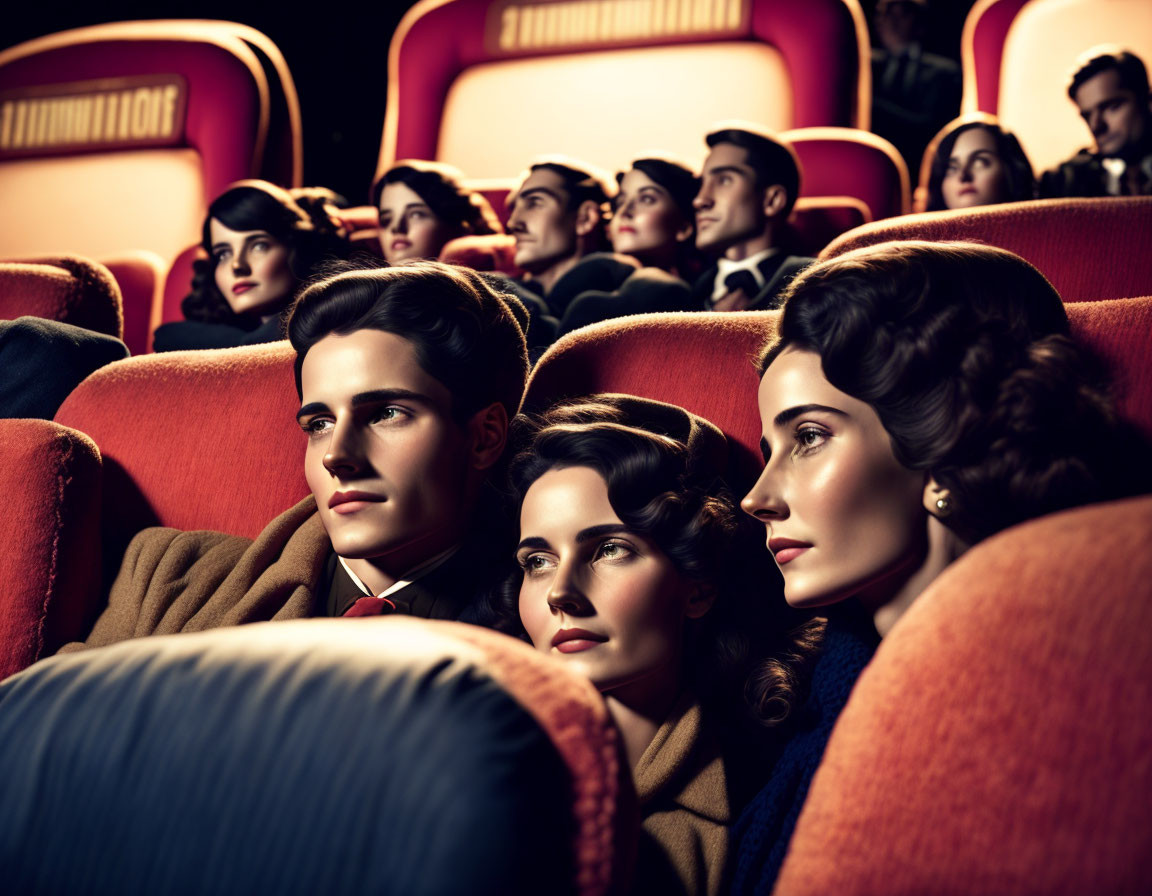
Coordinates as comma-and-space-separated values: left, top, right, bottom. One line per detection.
1040, 47, 1152, 198
692, 126, 813, 312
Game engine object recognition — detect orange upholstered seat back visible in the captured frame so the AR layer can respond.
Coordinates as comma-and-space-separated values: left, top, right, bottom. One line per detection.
0, 419, 102, 677
528, 311, 778, 488
821, 197, 1152, 302
0, 255, 123, 338
776, 494, 1152, 894
54, 342, 306, 555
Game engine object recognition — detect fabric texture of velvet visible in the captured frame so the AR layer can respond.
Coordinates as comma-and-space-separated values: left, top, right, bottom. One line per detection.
774, 496, 1152, 894
821, 196, 1152, 303
0, 256, 123, 339
0, 419, 102, 678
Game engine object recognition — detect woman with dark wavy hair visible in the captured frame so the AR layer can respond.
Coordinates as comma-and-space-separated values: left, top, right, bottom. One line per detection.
609, 157, 702, 279
732, 240, 1145, 894
154, 180, 350, 351
494, 394, 820, 896
925, 119, 1035, 211
373, 160, 500, 265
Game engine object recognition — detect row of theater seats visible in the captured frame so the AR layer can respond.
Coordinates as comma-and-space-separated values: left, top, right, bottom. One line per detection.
4, 0, 1150, 352
2, 285, 1150, 891
8, 195, 1151, 358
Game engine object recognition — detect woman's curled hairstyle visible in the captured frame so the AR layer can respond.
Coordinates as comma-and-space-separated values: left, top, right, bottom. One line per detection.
762, 241, 1140, 543
182, 180, 350, 326
496, 395, 823, 728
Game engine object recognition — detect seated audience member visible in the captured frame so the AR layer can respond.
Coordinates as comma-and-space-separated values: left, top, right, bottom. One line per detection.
870, 0, 962, 175
1040, 47, 1152, 197
610, 157, 701, 279
0, 317, 128, 419
60, 262, 529, 652
506, 158, 636, 318
491, 395, 820, 896
730, 241, 1148, 894
154, 181, 351, 352
373, 160, 501, 265
926, 119, 1035, 210
555, 157, 702, 336
692, 127, 813, 312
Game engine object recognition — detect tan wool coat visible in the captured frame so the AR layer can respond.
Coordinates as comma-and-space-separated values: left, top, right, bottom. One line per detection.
633, 694, 733, 896
60, 497, 327, 653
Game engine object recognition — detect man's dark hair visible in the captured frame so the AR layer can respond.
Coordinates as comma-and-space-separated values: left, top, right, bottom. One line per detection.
526, 159, 614, 214
287, 261, 529, 422
1068, 48, 1151, 101
705, 127, 802, 217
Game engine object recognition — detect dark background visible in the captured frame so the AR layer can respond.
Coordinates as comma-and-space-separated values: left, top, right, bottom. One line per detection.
4, 1, 975, 203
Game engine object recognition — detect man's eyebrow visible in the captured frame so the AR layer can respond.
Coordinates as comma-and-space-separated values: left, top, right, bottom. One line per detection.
350, 388, 434, 408
773, 403, 848, 428
296, 389, 435, 422
517, 186, 563, 203
296, 401, 330, 423
704, 165, 748, 179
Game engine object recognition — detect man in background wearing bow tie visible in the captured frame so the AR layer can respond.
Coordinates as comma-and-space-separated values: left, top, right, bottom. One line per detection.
691, 126, 814, 312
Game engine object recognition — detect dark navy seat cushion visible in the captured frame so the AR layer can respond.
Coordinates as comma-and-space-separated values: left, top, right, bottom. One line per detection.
0, 618, 574, 896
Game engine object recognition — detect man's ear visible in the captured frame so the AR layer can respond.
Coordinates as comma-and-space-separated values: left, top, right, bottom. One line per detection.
685, 582, 717, 619
574, 199, 602, 237
762, 184, 788, 219
675, 217, 695, 243
467, 402, 509, 472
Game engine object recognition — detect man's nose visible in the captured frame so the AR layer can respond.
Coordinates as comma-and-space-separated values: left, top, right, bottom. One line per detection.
322, 421, 367, 478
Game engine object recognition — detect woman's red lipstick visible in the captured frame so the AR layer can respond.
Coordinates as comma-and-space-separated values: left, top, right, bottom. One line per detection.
769, 537, 812, 566
232, 281, 256, 295
551, 628, 607, 653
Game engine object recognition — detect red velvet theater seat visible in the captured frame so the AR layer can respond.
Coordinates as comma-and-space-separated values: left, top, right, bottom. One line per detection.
100, 250, 165, 354
527, 310, 776, 489
0, 255, 122, 339
0, 419, 102, 679
821, 197, 1152, 302
379, 0, 869, 181
774, 494, 1152, 895
783, 127, 910, 221
54, 342, 306, 558
527, 294, 1152, 487
961, 0, 1152, 177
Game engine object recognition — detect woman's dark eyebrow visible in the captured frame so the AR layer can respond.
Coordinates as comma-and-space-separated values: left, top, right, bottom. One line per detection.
575, 524, 630, 544
773, 403, 848, 428
516, 536, 549, 552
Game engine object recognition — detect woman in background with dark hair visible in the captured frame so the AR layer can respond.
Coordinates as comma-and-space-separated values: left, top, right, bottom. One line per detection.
732, 240, 1145, 894
495, 394, 820, 896
154, 180, 350, 351
374, 160, 500, 265
925, 118, 1035, 211
609, 157, 701, 281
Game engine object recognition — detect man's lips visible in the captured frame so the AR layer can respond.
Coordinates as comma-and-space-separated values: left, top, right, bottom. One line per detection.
551, 628, 607, 653
329, 491, 385, 514
769, 537, 812, 566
